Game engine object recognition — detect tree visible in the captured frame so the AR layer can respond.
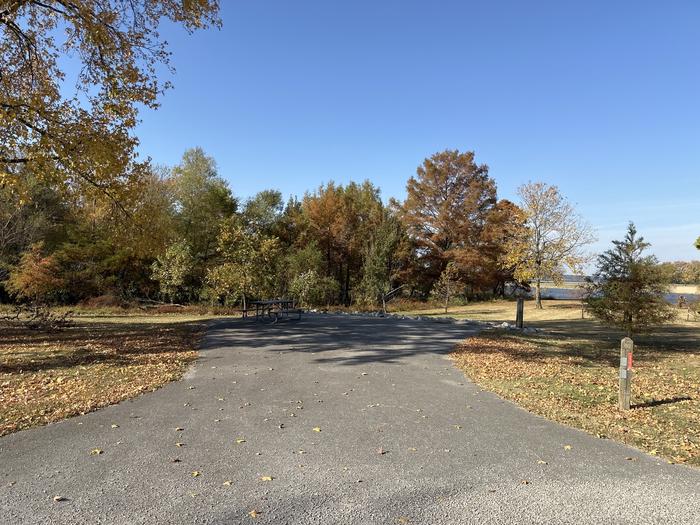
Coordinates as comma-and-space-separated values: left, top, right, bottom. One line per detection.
206, 220, 281, 309
288, 270, 339, 308
151, 241, 195, 303
477, 199, 528, 296
1, 1, 220, 198
285, 243, 324, 281
357, 216, 402, 312
0, 175, 68, 294
505, 182, 595, 308
243, 190, 284, 235
585, 223, 675, 337
6, 243, 64, 304
170, 148, 237, 283
400, 149, 497, 294
302, 181, 384, 304
431, 262, 462, 313
696, 237, 700, 250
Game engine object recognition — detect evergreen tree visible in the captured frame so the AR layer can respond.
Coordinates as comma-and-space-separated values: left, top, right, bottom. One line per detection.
585, 223, 675, 337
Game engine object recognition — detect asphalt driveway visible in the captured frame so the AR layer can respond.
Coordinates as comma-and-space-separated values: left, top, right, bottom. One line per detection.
1, 314, 699, 524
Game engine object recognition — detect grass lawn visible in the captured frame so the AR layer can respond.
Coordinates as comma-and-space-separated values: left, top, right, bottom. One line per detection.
0, 314, 209, 437
416, 299, 700, 466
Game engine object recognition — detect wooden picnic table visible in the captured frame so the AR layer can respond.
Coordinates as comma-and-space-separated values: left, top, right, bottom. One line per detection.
250, 299, 302, 322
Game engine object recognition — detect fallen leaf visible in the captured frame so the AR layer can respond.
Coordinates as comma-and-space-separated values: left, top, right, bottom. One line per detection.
537, 460, 548, 465
53, 495, 67, 502
236, 438, 246, 444
312, 427, 321, 432
223, 480, 232, 486
260, 476, 273, 481
563, 445, 572, 450
175, 442, 185, 447
89, 448, 103, 456
191, 471, 200, 477
110, 424, 119, 429
249, 510, 260, 518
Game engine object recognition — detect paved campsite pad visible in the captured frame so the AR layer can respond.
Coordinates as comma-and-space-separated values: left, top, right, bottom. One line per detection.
1, 315, 699, 524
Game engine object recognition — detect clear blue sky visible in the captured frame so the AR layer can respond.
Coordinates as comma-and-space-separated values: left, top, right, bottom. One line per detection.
134, 0, 700, 261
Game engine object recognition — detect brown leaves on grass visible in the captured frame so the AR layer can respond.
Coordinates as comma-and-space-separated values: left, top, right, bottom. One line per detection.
0, 320, 203, 436
451, 335, 700, 466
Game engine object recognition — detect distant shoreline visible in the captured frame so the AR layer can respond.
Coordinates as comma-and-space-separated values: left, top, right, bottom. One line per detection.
539, 281, 699, 295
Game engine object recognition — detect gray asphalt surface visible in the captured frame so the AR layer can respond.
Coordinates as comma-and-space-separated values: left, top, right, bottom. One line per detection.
1, 314, 699, 524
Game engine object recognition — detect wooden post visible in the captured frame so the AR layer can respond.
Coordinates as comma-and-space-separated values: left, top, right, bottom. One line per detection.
619, 337, 634, 410
515, 298, 524, 329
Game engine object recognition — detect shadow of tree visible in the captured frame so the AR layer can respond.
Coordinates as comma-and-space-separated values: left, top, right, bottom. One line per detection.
0, 320, 201, 374
203, 315, 479, 367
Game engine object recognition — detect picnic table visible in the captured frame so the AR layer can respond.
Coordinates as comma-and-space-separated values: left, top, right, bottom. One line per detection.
250, 299, 302, 322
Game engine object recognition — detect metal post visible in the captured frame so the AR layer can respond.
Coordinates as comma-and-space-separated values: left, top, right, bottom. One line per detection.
619, 337, 634, 410
515, 298, 524, 329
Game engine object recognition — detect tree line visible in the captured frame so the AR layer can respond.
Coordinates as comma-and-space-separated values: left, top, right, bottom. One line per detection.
0, 147, 591, 309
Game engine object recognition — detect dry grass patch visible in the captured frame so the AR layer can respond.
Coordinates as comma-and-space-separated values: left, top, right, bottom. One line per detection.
0, 317, 205, 436
451, 330, 700, 466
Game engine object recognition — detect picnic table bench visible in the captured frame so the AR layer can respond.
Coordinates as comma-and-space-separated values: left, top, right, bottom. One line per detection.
250, 299, 303, 322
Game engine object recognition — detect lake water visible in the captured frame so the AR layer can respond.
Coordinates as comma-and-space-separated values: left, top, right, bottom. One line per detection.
535, 287, 700, 304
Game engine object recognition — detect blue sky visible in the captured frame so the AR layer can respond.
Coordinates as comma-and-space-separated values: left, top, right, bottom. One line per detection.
134, 1, 700, 261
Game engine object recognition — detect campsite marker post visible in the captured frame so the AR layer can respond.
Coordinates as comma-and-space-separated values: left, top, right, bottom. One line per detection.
619, 337, 634, 410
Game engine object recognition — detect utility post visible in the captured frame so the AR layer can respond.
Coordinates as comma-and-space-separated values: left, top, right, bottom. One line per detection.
515, 298, 524, 329
619, 337, 634, 410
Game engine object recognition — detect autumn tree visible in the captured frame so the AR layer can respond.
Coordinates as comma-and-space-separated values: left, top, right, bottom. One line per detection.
585, 223, 675, 337
302, 181, 384, 303
658, 261, 700, 285
431, 261, 462, 313
1, 0, 220, 198
400, 149, 497, 294
478, 199, 527, 295
505, 182, 595, 308
6, 243, 64, 303
0, 175, 68, 295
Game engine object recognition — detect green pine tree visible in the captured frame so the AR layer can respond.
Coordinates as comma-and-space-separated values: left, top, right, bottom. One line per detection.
585, 223, 675, 337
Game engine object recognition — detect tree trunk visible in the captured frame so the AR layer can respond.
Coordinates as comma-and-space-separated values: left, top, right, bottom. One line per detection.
535, 279, 543, 309
344, 266, 351, 306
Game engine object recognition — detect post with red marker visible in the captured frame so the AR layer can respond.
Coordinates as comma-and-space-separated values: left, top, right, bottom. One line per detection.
619, 337, 634, 410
